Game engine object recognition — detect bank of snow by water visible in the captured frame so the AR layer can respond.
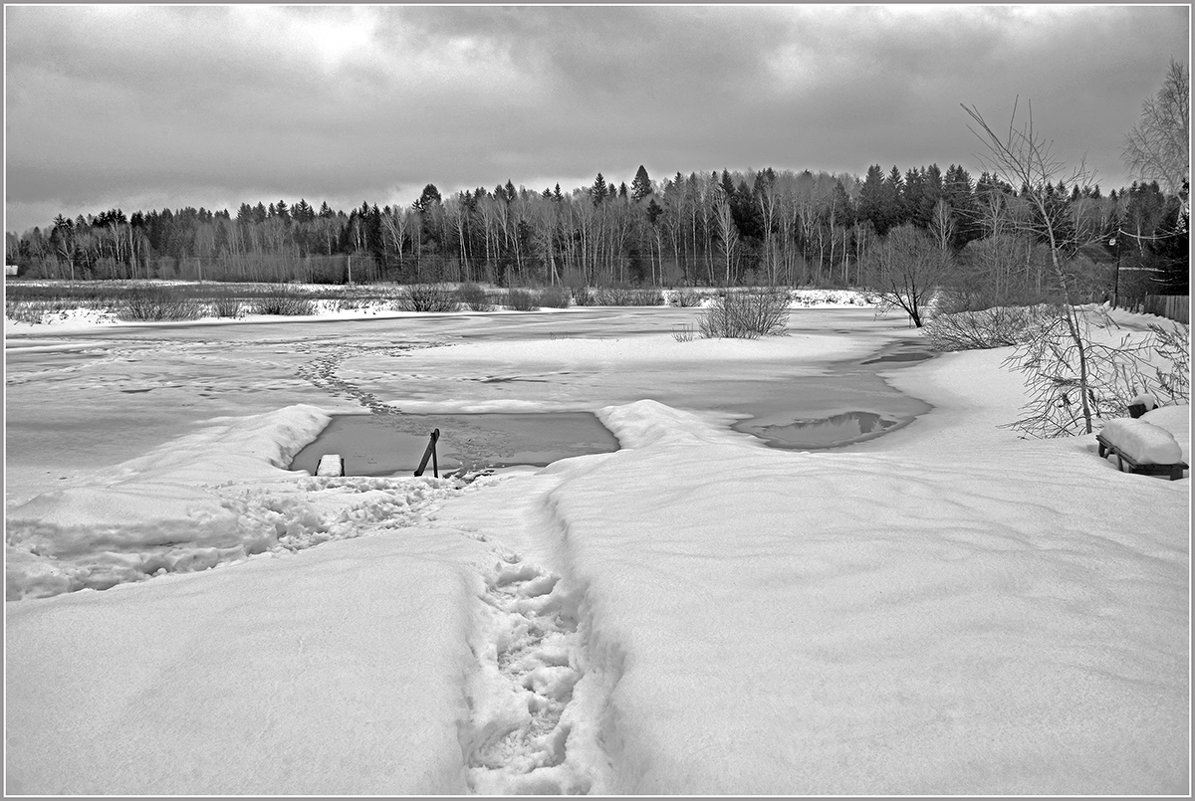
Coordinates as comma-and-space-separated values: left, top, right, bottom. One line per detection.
4, 405, 465, 599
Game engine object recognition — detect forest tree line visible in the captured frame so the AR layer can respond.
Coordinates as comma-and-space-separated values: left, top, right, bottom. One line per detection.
5, 164, 1189, 302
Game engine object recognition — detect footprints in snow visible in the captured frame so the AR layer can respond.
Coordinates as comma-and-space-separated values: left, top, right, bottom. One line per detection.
464, 552, 594, 795
294, 342, 425, 416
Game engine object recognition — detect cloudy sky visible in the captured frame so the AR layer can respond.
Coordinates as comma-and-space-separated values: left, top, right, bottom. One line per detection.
3, 4, 1189, 233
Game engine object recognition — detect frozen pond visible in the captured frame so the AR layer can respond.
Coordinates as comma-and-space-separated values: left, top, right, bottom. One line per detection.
5, 306, 932, 503
289, 411, 620, 476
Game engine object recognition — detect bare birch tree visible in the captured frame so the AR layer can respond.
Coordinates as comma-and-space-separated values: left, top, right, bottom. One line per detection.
1123, 58, 1190, 196
962, 99, 1101, 434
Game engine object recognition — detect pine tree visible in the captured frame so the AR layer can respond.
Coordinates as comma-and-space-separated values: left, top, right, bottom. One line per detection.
858, 165, 887, 235
592, 173, 608, 205
631, 165, 653, 201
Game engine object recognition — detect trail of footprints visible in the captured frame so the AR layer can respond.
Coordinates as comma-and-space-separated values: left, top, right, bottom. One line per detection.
296, 341, 442, 416
465, 551, 593, 795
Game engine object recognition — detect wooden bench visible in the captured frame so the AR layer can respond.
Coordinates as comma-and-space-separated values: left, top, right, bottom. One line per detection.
1096, 434, 1188, 481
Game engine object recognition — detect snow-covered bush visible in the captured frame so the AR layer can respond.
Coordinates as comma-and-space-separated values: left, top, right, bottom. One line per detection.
698, 289, 789, 339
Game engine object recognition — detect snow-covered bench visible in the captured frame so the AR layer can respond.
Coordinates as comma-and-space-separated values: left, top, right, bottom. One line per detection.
1096, 418, 1188, 481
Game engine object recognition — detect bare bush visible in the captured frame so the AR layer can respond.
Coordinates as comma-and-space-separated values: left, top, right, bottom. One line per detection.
539, 286, 572, 308
926, 305, 1053, 351
456, 282, 494, 312
698, 289, 790, 339
1003, 310, 1190, 437
668, 288, 704, 307
399, 284, 460, 313
505, 289, 540, 311
211, 298, 243, 318
1146, 322, 1190, 403
120, 290, 202, 321
570, 287, 596, 307
590, 287, 664, 306
254, 294, 315, 316
5, 300, 52, 324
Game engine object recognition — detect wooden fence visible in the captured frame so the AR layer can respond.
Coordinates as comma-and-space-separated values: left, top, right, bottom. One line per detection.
1140, 295, 1190, 324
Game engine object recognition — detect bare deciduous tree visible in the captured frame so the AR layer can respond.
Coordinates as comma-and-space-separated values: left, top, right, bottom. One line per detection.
865, 223, 945, 327
1123, 58, 1190, 196
962, 99, 1101, 433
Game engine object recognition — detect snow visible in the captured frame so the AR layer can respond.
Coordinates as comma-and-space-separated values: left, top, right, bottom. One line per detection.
5, 405, 466, 599
4, 303, 1189, 795
1129, 392, 1160, 410
1141, 404, 1191, 465
1099, 417, 1185, 465
316, 453, 345, 476
5, 530, 480, 795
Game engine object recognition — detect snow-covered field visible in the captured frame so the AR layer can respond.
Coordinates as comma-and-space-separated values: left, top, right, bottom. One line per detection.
4, 297, 1190, 795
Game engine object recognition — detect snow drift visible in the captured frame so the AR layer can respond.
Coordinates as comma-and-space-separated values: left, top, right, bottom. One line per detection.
5, 405, 463, 599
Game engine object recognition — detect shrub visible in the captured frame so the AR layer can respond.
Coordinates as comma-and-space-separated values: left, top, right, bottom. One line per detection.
254, 294, 316, 316
925, 305, 1052, 351
1002, 311, 1189, 438
457, 282, 494, 312
668, 288, 704, 307
6, 300, 48, 324
570, 287, 596, 307
698, 289, 790, 339
120, 290, 202, 321
399, 283, 460, 313
539, 285, 572, 309
590, 287, 664, 306
505, 288, 540, 311
212, 298, 243, 318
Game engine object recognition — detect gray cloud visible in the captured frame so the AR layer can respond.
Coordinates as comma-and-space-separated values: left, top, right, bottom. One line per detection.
4, 4, 1189, 233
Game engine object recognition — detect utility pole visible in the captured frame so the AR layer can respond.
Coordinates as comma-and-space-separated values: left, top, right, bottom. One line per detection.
1110, 232, 1121, 309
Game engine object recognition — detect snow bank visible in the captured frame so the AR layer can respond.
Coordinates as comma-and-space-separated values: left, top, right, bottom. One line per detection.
1099, 417, 1185, 465
5, 529, 483, 795
4, 405, 463, 599
535, 398, 1189, 794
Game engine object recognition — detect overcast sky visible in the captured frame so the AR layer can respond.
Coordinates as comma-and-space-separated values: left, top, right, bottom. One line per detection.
3, 4, 1189, 233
